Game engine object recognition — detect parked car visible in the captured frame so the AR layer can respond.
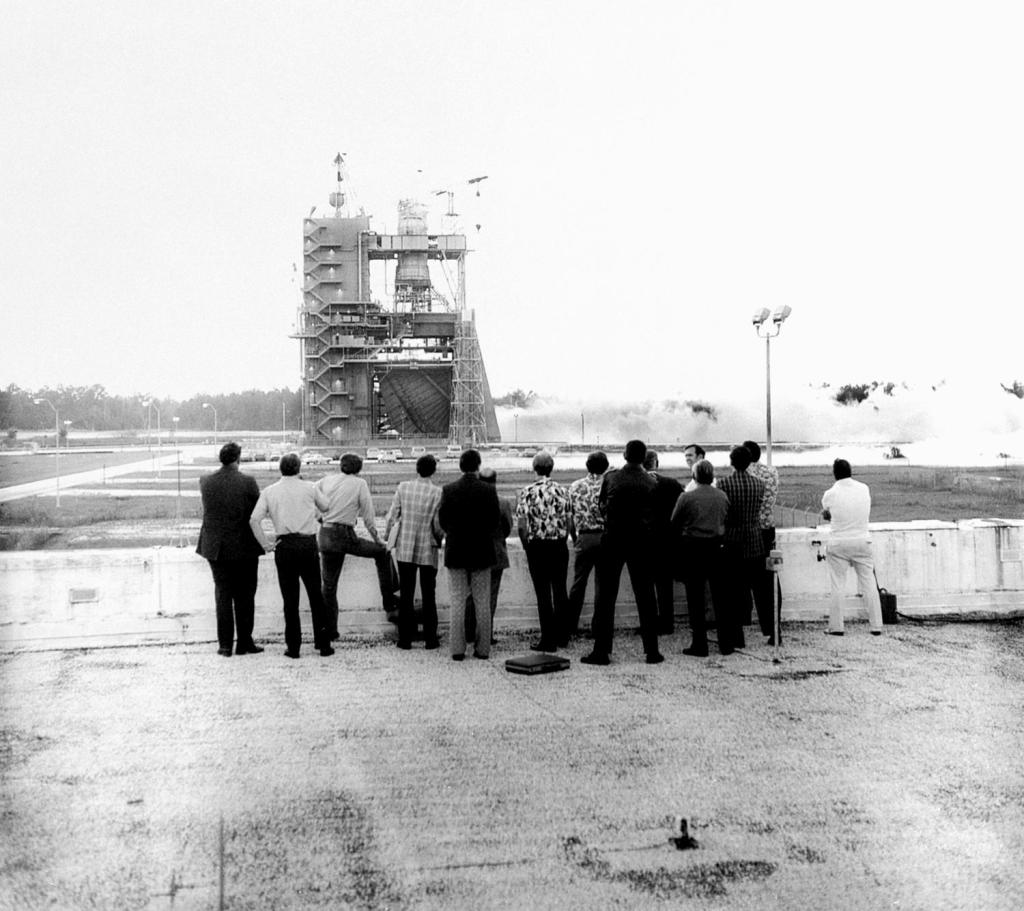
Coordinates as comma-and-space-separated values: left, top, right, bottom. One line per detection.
302, 450, 329, 465
366, 447, 382, 461
378, 449, 398, 463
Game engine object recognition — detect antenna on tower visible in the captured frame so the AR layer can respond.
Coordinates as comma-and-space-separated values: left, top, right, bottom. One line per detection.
330, 153, 348, 216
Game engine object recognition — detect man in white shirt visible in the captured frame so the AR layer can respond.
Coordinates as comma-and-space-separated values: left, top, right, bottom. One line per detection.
821, 459, 883, 636
249, 453, 333, 658
316, 453, 399, 639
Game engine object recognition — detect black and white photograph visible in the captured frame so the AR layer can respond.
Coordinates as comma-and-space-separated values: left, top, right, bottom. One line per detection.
2, 1, 1023, 907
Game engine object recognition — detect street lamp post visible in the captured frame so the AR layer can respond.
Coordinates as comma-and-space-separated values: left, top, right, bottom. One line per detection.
513, 411, 518, 444
751, 306, 793, 468
143, 400, 162, 478
202, 402, 218, 443
33, 397, 60, 507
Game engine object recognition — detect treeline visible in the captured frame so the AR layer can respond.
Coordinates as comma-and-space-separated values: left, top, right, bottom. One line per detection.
0, 384, 303, 433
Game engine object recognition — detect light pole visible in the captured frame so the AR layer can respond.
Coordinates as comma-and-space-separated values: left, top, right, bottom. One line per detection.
33, 397, 60, 507
62, 420, 72, 454
202, 402, 218, 443
143, 399, 162, 478
513, 411, 518, 444
751, 305, 793, 467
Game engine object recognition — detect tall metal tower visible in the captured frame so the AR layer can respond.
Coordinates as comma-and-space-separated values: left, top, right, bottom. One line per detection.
448, 309, 490, 447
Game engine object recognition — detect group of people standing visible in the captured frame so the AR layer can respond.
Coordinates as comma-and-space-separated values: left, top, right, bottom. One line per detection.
197, 437, 882, 663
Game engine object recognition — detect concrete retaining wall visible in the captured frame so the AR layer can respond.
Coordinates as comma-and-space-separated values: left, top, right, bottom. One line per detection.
2, 520, 1022, 650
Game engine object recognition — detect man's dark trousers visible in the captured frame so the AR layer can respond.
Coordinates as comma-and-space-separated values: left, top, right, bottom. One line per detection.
524, 538, 569, 646
753, 527, 781, 639
274, 535, 329, 653
209, 558, 258, 652
565, 530, 602, 638
651, 542, 677, 633
591, 537, 660, 657
397, 562, 438, 644
681, 537, 737, 652
319, 524, 398, 637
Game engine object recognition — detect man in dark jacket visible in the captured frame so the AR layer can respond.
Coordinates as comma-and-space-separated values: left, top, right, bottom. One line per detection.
196, 442, 265, 656
642, 450, 684, 634
581, 440, 663, 666
438, 449, 500, 661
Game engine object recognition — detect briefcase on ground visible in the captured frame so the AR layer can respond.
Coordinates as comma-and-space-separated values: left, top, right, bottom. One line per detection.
505, 653, 571, 675
879, 588, 898, 625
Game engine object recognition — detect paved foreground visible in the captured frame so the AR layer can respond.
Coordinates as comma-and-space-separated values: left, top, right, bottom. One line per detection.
1, 622, 1022, 910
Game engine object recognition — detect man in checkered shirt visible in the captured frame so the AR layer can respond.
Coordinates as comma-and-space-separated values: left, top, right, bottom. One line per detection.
563, 450, 609, 642
744, 440, 781, 643
717, 445, 767, 650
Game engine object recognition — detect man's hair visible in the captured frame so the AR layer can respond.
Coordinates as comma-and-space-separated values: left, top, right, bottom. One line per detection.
642, 450, 660, 471
743, 440, 762, 463
459, 449, 481, 473
279, 452, 301, 476
585, 450, 609, 474
532, 451, 554, 476
624, 439, 647, 465
219, 442, 241, 465
340, 452, 363, 474
480, 467, 497, 485
694, 459, 715, 485
416, 453, 437, 477
833, 458, 852, 480
729, 445, 752, 471
685, 443, 706, 458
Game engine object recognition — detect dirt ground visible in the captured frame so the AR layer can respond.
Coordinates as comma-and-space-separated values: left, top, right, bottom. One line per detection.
1, 621, 1022, 910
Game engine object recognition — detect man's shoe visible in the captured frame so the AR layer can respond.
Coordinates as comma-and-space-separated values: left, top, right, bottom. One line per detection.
396, 641, 412, 650
424, 638, 440, 650
284, 649, 300, 659
236, 643, 264, 655
826, 630, 845, 637
719, 647, 735, 656
451, 654, 465, 662
658, 624, 674, 636
216, 648, 232, 657
735, 636, 746, 649
530, 641, 557, 652
580, 652, 610, 666
682, 646, 708, 658
319, 645, 335, 657
473, 651, 489, 660
330, 632, 341, 642
870, 630, 882, 636
490, 637, 498, 646
646, 652, 665, 664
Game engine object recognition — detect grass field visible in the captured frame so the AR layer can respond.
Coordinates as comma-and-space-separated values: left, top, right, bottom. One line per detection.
1, 459, 1022, 550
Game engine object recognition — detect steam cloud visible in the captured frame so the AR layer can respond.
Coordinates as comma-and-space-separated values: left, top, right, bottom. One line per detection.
497, 379, 1024, 449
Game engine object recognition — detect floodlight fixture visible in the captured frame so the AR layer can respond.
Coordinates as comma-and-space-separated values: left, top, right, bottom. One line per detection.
772, 305, 792, 324
752, 308, 771, 326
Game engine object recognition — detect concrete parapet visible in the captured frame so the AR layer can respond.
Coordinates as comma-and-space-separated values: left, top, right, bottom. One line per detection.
2, 520, 1022, 650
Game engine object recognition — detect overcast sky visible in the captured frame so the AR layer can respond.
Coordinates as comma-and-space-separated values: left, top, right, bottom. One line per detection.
3, 0, 1023, 414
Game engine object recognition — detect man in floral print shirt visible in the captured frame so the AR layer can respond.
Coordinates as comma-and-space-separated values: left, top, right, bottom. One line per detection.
516, 451, 571, 652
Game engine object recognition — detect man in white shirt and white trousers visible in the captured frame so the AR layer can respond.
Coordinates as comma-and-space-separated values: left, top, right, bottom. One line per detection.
821, 458, 883, 636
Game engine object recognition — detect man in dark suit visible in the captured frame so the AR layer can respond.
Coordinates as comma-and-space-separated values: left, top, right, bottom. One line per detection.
642, 449, 684, 634
196, 442, 266, 657
581, 439, 664, 666
438, 449, 500, 661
